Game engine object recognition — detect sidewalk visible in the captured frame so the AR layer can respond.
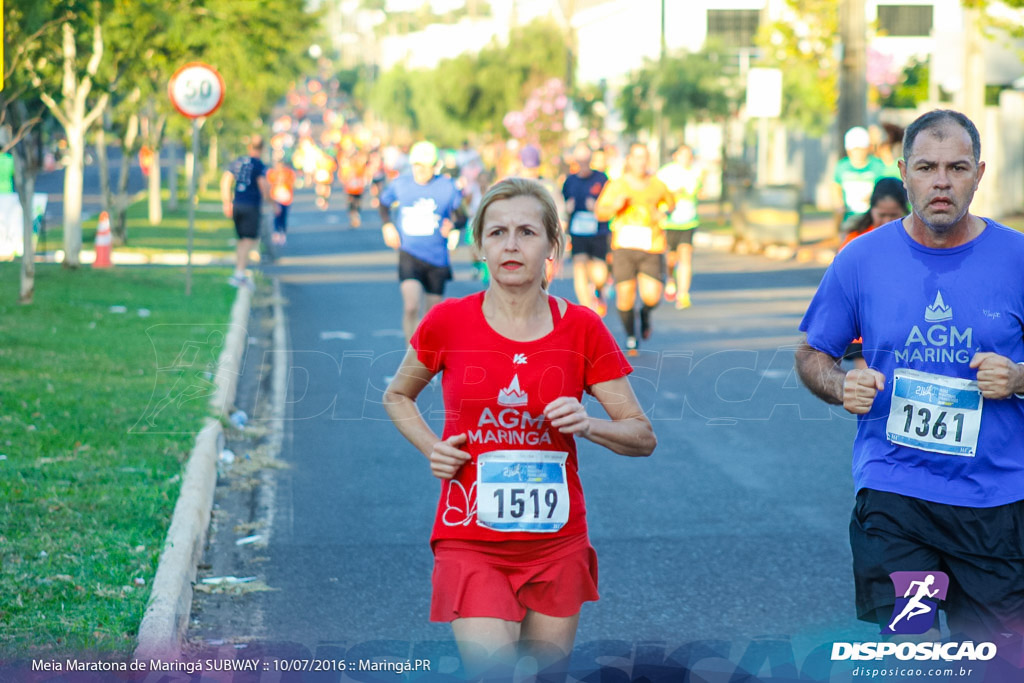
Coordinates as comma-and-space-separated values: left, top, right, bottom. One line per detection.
693, 206, 839, 266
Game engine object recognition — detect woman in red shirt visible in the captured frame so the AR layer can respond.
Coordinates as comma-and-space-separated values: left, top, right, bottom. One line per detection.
384, 177, 656, 676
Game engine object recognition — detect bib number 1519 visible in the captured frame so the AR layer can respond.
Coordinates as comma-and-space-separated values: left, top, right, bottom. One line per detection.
476, 450, 569, 533
492, 487, 559, 521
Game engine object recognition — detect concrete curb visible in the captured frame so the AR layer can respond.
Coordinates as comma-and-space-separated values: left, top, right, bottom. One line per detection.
134, 284, 253, 661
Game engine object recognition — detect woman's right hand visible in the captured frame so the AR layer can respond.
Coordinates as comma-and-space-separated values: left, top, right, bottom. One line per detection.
429, 433, 471, 479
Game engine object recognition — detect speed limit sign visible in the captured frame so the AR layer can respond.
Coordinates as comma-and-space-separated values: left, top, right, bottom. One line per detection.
168, 62, 225, 118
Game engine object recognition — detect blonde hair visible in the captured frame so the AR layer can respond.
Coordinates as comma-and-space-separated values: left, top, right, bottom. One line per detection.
471, 177, 566, 279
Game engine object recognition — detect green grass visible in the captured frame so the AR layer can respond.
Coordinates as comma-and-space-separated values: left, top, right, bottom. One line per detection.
38, 190, 235, 255
0, 264, 236, 659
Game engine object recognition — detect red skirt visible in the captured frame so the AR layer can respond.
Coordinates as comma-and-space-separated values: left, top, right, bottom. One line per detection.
430, 534, 599, 622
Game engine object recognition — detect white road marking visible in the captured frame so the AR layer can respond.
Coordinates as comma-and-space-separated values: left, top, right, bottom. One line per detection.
320, 330, 355, 341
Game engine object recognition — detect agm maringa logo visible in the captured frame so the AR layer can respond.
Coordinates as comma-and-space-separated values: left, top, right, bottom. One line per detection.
883, 571, 949, 635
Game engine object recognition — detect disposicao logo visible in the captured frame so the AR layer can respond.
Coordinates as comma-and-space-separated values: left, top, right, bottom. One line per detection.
831, 571, 997, 663
884, 571, 949, 635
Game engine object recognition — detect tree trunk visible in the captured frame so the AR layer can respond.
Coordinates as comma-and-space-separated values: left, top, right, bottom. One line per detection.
19, 171, 36, 304
148, 145, 162, 225
7, 100, 43, 302
141, 109, 166, 225
167, 142, 178, 211
96, 122, 112, 215
113, 112, 139, 246
204, 132, 218, 194
185, 145, 194, 201
62, 125, 86, 268
114, 158, 131, 245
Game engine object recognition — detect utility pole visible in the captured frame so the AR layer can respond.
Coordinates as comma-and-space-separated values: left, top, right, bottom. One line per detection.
961, 6, 989, 215
837, 0, 867, 149
960, 6, 985, 123
565, 0, 576, 91
654, 0, 667, 165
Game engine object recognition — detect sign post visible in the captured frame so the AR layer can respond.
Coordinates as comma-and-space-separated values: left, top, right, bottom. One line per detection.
745, 67, 783, 186
168, 62, 225, 295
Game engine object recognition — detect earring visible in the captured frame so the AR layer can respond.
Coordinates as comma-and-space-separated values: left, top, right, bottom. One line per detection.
482, 257, 487, 261
546, 256, 554, 261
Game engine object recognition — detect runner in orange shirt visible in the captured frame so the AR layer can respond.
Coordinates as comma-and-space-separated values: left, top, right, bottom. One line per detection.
313, 150, 336, 211
339, 148, 370, 228
267, 156, 296, 245
595, 143, 674, 355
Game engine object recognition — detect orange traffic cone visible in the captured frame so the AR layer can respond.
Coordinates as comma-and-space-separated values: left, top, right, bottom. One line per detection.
93, 211, 112, 268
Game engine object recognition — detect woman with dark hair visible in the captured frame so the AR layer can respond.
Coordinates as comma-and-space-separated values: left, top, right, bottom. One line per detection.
840, 176, 909, 251
383, 177, 656, 676
841, 176, 910, 366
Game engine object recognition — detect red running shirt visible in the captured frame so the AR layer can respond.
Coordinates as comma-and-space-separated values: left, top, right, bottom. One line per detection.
411, 291, 632, 545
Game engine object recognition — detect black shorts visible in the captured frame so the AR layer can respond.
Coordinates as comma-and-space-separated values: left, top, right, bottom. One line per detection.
570, 234, 610, 260
399, 250, 451, 296
843, 341, 864, 360
347, 193, 362, 211
233, 203, 260, 239
665, 228, 696, 250
850, 488, 1024, 642
611, 248, 665, 283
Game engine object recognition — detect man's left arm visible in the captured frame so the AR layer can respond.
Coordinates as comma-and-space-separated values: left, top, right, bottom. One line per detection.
969, 352, 1024, 399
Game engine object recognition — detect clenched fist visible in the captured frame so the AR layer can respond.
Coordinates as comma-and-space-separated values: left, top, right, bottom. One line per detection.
843, 368, 886, 414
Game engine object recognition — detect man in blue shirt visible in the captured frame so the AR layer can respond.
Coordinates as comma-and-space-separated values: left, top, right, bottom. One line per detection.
797, 110, 1024, 651
379, 141, 462, 341
562, 143, 610, 316
221, 135, 269, 288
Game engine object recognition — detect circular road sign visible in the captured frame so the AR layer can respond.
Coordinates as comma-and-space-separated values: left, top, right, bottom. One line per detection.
168, 62, 225, 118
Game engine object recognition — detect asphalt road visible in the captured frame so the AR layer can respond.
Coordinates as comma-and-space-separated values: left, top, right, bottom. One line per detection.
190, 187, 884, 679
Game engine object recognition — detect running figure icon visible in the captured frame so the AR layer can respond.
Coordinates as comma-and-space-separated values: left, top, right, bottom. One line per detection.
888, 574, 939, 632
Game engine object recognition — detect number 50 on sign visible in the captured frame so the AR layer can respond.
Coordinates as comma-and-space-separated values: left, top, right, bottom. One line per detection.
168, 62, 225, 119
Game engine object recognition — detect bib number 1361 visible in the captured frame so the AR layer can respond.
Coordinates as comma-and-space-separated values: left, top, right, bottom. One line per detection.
900, 405, 964, 442
885, 369, 982, 457
476, 450, 569, 532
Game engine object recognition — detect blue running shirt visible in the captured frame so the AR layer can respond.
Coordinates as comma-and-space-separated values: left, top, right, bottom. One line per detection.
380, 173, 462, 267
228, 156, 267, 207
800, 219, 1024, 507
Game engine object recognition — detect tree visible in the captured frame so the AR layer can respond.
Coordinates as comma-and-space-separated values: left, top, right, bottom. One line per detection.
2, 3, 59, 303
99, 0, 187, 235
365, 64, 418, 132
617, 45, 735, 138
9, 0, 317, 263
754, 0, 839, 136
103, 0, 318, 236
21, 0, 112, 268
962, 0, 1024, 38
878, 57, 931, 109
570, 81, 608, 132
367, 18, 568, 145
